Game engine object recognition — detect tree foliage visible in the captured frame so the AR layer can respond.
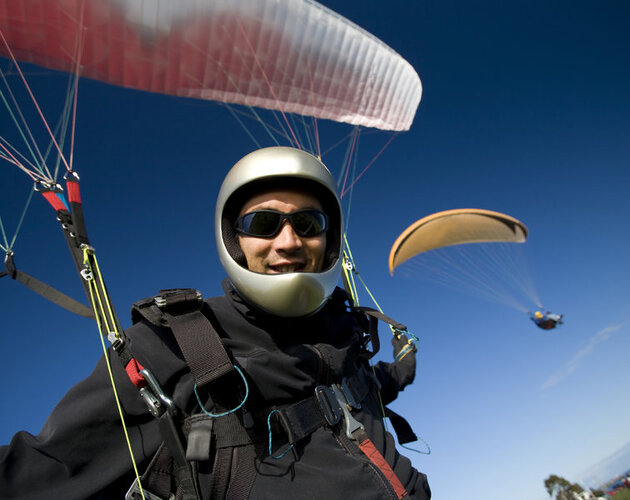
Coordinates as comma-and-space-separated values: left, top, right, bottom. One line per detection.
544, 475, 584, 499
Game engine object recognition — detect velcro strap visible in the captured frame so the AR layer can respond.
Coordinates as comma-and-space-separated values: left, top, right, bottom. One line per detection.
354, 307, 407, 331
166, 310, 234, 388
213, 413, 261, 448
274, 396, 327, 444
186, 419, 214, 461
385, 408, 418, 445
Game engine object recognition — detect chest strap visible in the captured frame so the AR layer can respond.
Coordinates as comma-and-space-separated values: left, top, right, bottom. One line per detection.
267, 373, 408, 499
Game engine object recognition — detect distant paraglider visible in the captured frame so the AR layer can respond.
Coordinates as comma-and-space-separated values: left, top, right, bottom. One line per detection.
388, 208, 528, 271
389, 208, 548, 319
529, 310, 564, 330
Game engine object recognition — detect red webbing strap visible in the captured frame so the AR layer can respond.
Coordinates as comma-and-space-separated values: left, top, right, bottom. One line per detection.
66, 179, 81, 204
40, 191, 67, 212
125, 358, 147, 388
357, 435, 408, 499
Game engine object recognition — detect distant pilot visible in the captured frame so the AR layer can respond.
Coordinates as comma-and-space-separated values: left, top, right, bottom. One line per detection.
530, 310, 563, 330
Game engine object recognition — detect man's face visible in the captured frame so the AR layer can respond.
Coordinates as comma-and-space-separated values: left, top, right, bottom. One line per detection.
238, 189, 327, 274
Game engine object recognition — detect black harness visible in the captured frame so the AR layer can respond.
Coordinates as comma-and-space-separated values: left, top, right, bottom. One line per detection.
125, 288, 416, 500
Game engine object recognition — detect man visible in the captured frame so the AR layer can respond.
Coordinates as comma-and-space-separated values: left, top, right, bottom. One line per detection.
1, 147, 430, 499
530, 310, 564, 330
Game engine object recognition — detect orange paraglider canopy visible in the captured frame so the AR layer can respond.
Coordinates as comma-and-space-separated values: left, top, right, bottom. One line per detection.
389, 208, 528, 274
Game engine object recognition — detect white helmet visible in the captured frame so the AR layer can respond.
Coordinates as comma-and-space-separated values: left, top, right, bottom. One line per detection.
215, 147, 343, 317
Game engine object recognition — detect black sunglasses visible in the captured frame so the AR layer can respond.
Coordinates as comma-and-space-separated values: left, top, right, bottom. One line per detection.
235, 209, 328, 238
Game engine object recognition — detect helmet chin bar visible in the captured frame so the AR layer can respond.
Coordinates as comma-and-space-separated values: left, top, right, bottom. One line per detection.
220, 251, 342, 318
215, 147, 343, 317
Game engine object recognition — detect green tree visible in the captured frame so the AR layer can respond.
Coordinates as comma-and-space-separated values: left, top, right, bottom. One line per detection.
544, 475, 584, 499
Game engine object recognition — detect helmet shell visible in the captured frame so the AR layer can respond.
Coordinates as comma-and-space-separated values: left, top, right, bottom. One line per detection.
215, 147, 343, 317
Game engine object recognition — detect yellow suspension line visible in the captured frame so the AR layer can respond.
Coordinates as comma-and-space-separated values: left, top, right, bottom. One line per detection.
82, 246, 146, 500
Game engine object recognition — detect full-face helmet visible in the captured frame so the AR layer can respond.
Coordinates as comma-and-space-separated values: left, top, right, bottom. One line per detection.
215, 147, 343, 317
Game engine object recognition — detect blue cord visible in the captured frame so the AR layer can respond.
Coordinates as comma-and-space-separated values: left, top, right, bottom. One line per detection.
401, 437, 432, 455
194, 365, 249, 418
394, 327, 419, 342
394, 328, 419, 362
267, 409, 294, 459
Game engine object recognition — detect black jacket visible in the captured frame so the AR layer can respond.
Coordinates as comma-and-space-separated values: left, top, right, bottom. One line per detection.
0, 283, 430, 499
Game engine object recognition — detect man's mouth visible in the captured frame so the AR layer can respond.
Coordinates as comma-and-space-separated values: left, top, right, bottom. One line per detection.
268, 262, 306, 273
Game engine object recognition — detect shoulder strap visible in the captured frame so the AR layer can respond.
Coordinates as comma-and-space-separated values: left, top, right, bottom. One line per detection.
132, 288, 235, 389
131, 289, 257, 500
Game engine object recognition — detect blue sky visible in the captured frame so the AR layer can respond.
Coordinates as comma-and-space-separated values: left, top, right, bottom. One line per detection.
1, 1, 630, 499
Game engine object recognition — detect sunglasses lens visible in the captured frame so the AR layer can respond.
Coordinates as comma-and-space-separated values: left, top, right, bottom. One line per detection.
241, 211, 281, 236
291, 211, 327, 236
237, 210, 328, 237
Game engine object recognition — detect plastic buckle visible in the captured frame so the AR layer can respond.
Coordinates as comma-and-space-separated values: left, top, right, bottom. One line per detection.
154, 288, 203, 313
314, 385, 342, 426
125, 478, 167, 500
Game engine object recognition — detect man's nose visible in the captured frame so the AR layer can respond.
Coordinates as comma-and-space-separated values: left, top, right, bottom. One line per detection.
272, 220, 303, 249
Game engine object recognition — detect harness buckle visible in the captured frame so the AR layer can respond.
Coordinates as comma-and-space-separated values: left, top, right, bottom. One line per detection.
314, 385, 342, 426
331, 384, 365, 440
154, 288, 203, 312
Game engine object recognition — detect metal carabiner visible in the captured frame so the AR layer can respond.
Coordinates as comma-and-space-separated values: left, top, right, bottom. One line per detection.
139, 368, 177, 418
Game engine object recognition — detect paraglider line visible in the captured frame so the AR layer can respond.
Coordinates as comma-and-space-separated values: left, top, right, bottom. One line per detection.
305, 56, 321, 158
300, 116, 316, 155
0, 28, 71, 173
341, 133, 397, 198
235, 18, 301, 149
79, 245, 146, 499
6, 188, 35, 251
0, 71, 52, 178
67, 0, 86, 171
0, 215, 9, 252
0, 141, 44, 182
89, 280, 147, 500
339, 127, 359, 199
289, 113, 308, 151
224, 103, 284, 146
342, 132, 361, 229
49, 77, 76, 180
